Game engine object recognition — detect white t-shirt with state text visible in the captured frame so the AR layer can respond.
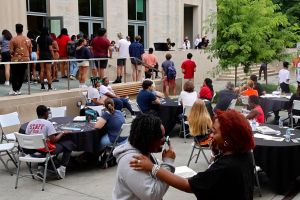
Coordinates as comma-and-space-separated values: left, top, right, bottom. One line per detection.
87, 86, 100, 99
178, 91, 198, 107
116, 38, 130, 59
278, 69, 290, 84
25, 119, 56, 138
99, 85, 114, 96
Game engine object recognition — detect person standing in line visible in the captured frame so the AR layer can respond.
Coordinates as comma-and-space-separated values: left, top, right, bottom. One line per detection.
129, 35, 145, 82
27, 31, 38, 83
68, 35, 78, 80
278, 61, 290, 93
9, 24, 32, 95
0, 29, 12, 86
56, 28, 71, 78
75, 38, 91, 88
113, 32, 130, 83
50, 33, 60, 83
181, 53, 196, 83
91, 28, 112, 79
37, 27, 55, 91
142, 48, 159, 79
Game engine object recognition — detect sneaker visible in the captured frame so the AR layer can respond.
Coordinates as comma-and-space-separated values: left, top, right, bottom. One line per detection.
41, 85, 46, 91
48, 87, 56, 91
52, 79, 59, 82
61, 75, 68, 79
69, 75, 76, 80
16, 91, 21, 95
4, 81, 9, 86
8, 90, 16, 95
44, 79, 48, 83
57, 166, 66, 179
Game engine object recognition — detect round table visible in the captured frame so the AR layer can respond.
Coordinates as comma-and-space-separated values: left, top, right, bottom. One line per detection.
259, 97, 290, 116
19, 117, 104, 154
253, 124, 300, 194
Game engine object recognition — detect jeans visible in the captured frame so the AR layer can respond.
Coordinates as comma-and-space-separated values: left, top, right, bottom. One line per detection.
99, 134, 127, 151
113, 98, 134, 115
69, 58, 78, 77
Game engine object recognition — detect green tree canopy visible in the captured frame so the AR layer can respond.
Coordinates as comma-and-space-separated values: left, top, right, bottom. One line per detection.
210, 0, 300, 82
272, 0, 300, 26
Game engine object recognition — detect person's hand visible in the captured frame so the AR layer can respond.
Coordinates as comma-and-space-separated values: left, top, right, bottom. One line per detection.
130, 154, 153, 172
162, 142, 176, 159
62, 131, 71, 135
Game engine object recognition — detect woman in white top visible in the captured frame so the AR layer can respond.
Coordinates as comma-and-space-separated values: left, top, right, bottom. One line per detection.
178, 81, 198, 107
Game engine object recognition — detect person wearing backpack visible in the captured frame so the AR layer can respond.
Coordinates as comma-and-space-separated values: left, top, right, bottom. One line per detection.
67, 35, 78, 80
181, 53, 196, 84
161, 53, 176, 97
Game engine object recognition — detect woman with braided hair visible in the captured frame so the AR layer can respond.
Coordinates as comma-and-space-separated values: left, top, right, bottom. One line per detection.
95, 98, 126, 152
112, 114, 175, 200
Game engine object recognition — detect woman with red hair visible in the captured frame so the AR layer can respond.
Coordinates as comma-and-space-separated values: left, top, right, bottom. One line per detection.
130, 109, 255, 200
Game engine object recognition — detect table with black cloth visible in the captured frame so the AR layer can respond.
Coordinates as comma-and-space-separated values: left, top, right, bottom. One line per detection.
19, 117, 104, 154
158, 99, 214, 136
259, 96, 290, 116
253, 124, 300, 194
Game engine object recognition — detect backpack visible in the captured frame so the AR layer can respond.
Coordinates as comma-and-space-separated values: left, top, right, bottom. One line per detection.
167, 64, 176, 80
67, 41, 76, 57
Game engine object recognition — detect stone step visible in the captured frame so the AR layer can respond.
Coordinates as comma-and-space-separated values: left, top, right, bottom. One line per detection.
221, 68, 276, 75
216, 72, 278, 81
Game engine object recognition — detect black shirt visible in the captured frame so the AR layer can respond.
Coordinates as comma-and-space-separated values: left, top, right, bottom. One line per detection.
254, 82, 264, 96
188, 153, 254, 200
214, 90, 238, 111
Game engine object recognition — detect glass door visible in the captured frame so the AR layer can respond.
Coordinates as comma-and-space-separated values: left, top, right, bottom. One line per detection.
79, 20, 103, 39
128, 23, 147, 47
45, 17, 63, 36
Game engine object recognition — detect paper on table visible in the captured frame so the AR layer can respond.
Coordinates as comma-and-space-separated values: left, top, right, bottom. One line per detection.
256, 126, 281, 135
254, 133, 285, 142
175, 166, 197, 178
73, 116, 86, 122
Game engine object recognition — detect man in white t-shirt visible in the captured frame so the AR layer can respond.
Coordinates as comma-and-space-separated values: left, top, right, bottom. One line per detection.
25, 105, 74, 179
278, 61, 290, 93
87, 81, 106, 106
100, 77, 134, 115
113, 32, 130, 83
193, 34, 201, 49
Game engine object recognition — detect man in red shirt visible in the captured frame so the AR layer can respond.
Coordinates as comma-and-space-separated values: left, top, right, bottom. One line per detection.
181, 53, 196, 83
91, 28, 112, 79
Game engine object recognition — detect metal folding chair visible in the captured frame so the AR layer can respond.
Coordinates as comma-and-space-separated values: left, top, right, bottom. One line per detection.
0, 112, 20, 142
227, 98, 237, 110
102, 123, 131, 169
87, 105, 105, 116
49, 106, 67, 118
0, 142, 17, 175
181, 105, 192, 143
14, 133, 59, 191
187, 137, 210, 166
129, 101, 142, 114
251, 150, 262, 197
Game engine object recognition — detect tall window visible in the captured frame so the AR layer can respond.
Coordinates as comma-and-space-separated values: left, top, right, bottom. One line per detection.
26, 0, 47, 13
26, 0, 47, 33
79, 0, 104, 38
128, 0, 146, 21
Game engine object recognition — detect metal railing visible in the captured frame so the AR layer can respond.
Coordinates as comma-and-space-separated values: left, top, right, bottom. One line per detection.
0, 57, 160, 95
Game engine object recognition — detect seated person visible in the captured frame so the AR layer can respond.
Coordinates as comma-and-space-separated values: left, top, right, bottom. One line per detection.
240, 80, 258, 96
25, 105, 75, 179
199, 78, 214, 101
178, 81, 197, 107
95, 98, 126, 152
188, 100, 212, 146
250, 74, 265, 96
130, 110, 255, 200
137, 79, 160, 113
289, 85, 300, 124
87, 80, 106, 106
246, 95, 265, 124
100, 77, 135, 116
214, 82, 238, 111
113, 114, 175, 199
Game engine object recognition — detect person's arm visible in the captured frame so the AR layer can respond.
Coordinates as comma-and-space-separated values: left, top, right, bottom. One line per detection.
94, 117, 107, 129
104, 92, 118, 98
49, 45, 55, 59
108, 46, 113, 58
49, 131, 69, 144
246, 109, 260, 120
181, 63, 186, 74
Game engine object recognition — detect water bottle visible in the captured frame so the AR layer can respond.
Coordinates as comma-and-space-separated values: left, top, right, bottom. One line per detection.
278, 117, 283, 128
47, 108, 52, 120
285, 128, 291, 142
251, 119, 257, 132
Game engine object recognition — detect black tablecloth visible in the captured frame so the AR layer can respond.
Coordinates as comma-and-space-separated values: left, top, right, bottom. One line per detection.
253, 124, 300, 194
259, 97, 290, 116
19, 117, 104, 154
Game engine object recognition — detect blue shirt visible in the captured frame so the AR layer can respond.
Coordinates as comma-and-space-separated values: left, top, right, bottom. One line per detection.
137, 89, 156, 113
129, 41, 144, 59
161, 60, 174, 74
0, 37, 10, 53
101, 110, 125, 142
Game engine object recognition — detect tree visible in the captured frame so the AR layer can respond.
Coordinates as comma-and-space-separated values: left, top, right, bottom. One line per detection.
273, 0, 300, 26
209, 0, 300, 86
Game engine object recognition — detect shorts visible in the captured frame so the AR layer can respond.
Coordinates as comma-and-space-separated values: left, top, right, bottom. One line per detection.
77, 61, 90, 67
130, 58, 142, 65
1, 51, 11, 62
31, 52, 37, 61
117, 58, 126, 66
131, 63, 142, 71
163, 77, 175, 87
95, 56, 108, 69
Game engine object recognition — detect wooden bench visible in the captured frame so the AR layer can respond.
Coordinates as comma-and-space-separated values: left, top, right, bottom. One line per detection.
111, 82, 142, 97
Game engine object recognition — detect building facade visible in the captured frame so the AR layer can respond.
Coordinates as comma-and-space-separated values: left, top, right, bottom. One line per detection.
0, 0, 216, 48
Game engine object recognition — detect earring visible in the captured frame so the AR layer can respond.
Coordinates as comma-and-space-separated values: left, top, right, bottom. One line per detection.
224, 140, 228, 147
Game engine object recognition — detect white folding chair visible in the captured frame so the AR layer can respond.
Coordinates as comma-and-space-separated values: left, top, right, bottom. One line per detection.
0, 142, 17, 175
187, 137, 211, 166
129, 101, 142, 114
240, 95, 249, 107
14, 133, 58, 191
50, 106, 67, 118
81, 91, 91, 106
102, 123, 131, 169
290, 100, 300, 128
181, 105, 192, 143
0, 112, 20, 142
87, 105, 105, 116
227, 99, 237, 110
